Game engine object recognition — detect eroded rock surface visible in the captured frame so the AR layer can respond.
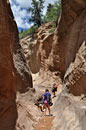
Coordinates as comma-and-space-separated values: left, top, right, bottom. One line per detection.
7, 1, 33, 93
0, 1, 17, 130
57, 0, 86, 75
57, 0, 86, 95
17, 0, 86, 129
16, 92, 42, 130
52, 94, 86, 130
20, 22, 54, 74
0, 0, 32, 130
52, 0, 86, 129
20, 22, 62, 87
64, 41, 86, 95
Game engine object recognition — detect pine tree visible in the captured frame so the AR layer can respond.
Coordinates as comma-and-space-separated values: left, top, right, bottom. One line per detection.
29, 0, 45, 27
43, 0, 61, 23
47, 3, 53, 13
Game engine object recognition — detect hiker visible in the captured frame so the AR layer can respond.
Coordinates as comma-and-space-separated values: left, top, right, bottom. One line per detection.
43, 89, 52, 116
52, 83, 57, 97
35, 95, 44, 112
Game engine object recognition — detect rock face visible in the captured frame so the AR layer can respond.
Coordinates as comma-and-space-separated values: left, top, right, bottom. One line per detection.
0, 0, 32, 130
13, 42, 33, 93
52, 94, 86, 130
20, 0, 86, 96
16, 92, 42, 130
57, 0, 86, 75
57, 0, 86, 95
21, 35, 41, 74
64, 41, 86, 95
20, 22, 54, 75
17, 0, 86, 129
20, 23, 62, 87
0, 1, 17, 130
9, 10, 33, 92
52, 0, 86, 129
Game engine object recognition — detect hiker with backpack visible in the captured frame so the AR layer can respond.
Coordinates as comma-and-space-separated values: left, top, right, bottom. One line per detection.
35, 95, 44, 112
52, 83, 57, 97
43, 89, 52, 116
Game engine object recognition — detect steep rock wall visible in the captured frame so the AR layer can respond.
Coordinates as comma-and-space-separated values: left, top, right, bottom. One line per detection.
52, 0, 86, 129
20, 0, 86, 95
21, 35, 41, 74
0, 0, 32, 130
0, 1, 17, 129
20, 23, 62, 86
8, 3, 33, 93
57, 0, 86, 75
20, 23, 54, 75
57, 0, 86, 95
64, 41, 86, 95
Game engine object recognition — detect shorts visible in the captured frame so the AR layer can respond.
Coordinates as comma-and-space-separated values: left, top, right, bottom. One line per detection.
52, 88, 57, 92
44, 100, 49, 106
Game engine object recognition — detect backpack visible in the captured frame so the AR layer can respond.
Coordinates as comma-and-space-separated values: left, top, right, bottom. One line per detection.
44, 93, 53, 106
46, 94, 53, 106
36, 95, 43, 104
46, 93, 51, 102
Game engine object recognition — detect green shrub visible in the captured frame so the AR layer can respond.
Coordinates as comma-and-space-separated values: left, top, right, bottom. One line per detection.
19, 26, 37, 39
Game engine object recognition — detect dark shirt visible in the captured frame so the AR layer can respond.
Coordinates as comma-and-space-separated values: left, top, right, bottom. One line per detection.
43, 92, 51, 101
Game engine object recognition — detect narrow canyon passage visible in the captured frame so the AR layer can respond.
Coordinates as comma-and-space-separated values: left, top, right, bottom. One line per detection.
34, 87, 62, 130
33, 74, 62, 130
1, 0, 86, 130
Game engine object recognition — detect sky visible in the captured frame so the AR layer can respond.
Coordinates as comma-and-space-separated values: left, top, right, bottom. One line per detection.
9, 0, 57, 32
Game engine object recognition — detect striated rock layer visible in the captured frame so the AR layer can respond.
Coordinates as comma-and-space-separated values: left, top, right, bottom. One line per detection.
0, 0, 32, 130
20, 23, 62, 87
0, 0, 17, 129
20, 0, 86, 95
64, 41, 86, 95
52, 0, 86, 130
57, 0, 86, 74
20, 22, 54, 75
57, 0, 86, 95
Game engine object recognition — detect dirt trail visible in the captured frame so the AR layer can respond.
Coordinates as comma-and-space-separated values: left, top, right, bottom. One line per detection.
32, 73, 62, 130
34, 84, 62, 130
35, 116, 55, 130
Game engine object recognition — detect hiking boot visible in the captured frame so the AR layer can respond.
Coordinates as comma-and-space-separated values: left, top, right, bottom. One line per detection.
49, 114, 53, 116
52, 95, 56, 98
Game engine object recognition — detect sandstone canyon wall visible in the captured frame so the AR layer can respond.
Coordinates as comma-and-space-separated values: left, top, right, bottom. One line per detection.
57, 0, 86, 73
20, 0, 86, 95
20, 23, 62, 87
57, 0, 86, 95
0, 1, 17, 129
8, 0, 33, 92
20, 22, 54, 75
17, 0, 86, 129
0, 0, 32, 130
52, 0, 86, 129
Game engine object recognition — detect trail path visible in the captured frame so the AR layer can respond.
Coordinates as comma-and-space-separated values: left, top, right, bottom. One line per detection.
35, 116, 55, 130
34, 84, 62, 130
